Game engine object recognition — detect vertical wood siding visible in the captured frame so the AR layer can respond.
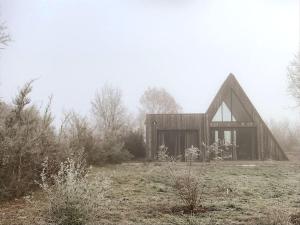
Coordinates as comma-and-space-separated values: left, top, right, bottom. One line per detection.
145, 114, 205, 159
145, 74, 288, 161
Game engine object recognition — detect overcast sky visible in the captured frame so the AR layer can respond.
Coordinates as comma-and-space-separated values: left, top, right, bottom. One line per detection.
0, 0, 299, 125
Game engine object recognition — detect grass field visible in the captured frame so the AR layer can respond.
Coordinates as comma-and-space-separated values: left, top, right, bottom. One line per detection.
1, 161, 300, 225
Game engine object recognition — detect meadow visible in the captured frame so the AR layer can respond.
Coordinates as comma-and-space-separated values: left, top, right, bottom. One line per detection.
1, 161, 300, 225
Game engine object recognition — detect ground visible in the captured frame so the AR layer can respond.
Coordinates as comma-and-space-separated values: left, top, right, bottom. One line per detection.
1, 161, 300, 225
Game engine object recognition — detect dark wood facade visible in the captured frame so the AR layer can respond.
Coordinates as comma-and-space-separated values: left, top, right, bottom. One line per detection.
145, 74, 288, 161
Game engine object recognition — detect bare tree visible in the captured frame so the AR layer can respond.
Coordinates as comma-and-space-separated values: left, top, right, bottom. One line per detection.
287, 53, 300, 106
269, 118, 300, 153
91, 84, 127, 137
0, 22, 10, 49
91, 85, 133, 164
140, 87, 182, 114
58, 111, 95, 161
138, 87, 182, 133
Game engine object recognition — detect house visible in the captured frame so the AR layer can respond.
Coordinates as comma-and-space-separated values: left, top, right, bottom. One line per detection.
145, 74, 288, 161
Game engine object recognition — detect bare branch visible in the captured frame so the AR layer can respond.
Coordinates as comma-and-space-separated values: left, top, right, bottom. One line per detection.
0, 22, 11, 49
91, 84, 127, 137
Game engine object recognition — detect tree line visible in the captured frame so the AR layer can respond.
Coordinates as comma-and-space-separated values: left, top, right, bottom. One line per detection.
0, 22, 182, 201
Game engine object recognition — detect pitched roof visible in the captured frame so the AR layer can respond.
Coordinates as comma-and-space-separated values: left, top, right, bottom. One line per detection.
206, 73, 288, 160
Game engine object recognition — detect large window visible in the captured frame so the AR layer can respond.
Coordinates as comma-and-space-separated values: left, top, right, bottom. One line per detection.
212, 102, 236, 122
212, 89, 251, 122
212, 129, 237, 145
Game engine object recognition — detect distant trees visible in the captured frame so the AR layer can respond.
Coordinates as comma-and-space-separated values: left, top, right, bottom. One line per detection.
58, 112, 97, 164
0, 21, 10, 48
285, 53, 300, 155
138, 87, 182, 134
139, 87, 182, 114
91, 85, 133, 164
92, 84, 128, 137
269, 119, 300, 152
287, 53, 300, 106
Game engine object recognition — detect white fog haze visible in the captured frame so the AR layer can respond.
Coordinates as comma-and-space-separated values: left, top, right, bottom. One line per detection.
2, 1, 300, 224
0, 0, 299, 124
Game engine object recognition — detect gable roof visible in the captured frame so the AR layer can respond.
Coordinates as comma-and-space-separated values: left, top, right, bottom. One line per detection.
206, 74, 252, 119
206, 73, 288, 160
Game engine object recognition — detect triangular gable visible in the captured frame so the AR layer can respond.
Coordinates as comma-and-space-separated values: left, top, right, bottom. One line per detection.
211, 89, 253, 122
206, 73, 288, 160
207, 74, 253, 121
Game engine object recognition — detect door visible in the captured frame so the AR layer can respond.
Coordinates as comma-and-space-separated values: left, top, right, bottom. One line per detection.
236, 128, 257, 160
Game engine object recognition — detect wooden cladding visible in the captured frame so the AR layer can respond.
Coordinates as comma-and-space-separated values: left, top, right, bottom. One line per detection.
146, 113, 204, 130
210, 122, 255, 128
145, 114, 207, 159
145, 74, 288, 161
157, 130, 199, 158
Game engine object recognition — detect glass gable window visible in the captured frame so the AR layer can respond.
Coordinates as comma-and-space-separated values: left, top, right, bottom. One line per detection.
212, 89, 252, 122
212, 102, 236, 122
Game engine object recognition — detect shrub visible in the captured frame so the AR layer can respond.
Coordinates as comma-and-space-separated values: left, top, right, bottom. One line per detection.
40, 157, 111, 225
98, 135, 133, 164
123, 130, 146, 159
59, 112, 133, 166
172, 172, 202, 211
58, 112, 97, 165
184, 146, 200, 163
202, 140, 237, 162
157, 144, 169, 161
0, 82, 60, 201
167, 147, 205, 212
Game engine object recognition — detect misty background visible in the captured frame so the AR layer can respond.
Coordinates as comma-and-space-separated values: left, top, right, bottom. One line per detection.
0, 0, 299, 125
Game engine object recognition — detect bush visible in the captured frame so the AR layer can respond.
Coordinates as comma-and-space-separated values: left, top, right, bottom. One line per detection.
97, 135, 133, 164
157, 144, 169, 161
0, 80, 134, 201
184, 146, 200, 163
202, 141, 237, 162
40, 158, 111, 225
58, 112, 97, 165
58, 112, 133, 166
0, 82, 60, 201
166, 148, 205, 212
172, 172, 202, 211
123, 130, 146, 159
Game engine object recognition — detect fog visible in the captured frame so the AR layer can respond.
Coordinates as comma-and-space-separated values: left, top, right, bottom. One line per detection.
0, 0, 299, 125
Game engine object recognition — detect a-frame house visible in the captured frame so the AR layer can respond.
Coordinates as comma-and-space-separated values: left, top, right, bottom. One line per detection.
145, 74, 288, 161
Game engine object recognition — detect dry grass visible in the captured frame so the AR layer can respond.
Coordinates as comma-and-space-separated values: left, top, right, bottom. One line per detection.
1, 161, 300, 225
